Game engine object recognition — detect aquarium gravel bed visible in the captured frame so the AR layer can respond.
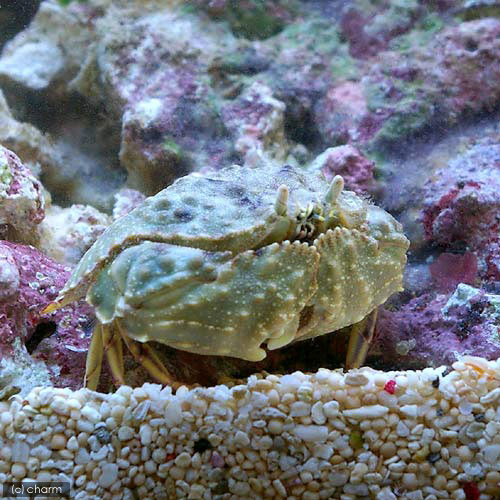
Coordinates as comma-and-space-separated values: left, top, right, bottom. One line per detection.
1, 358, 499, 500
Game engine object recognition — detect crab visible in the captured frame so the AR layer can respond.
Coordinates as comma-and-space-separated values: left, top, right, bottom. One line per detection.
43, 162, 409, 390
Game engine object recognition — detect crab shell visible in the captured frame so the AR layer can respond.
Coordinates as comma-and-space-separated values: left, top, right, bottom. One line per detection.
52, 163, 409, 362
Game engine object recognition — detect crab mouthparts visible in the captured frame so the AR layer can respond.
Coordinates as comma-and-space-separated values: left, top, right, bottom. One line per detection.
274, 175, 346, 244
293, 203, 325, 242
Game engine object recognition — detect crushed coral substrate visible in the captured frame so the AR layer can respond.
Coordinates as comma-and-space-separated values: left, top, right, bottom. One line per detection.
1, 356, 499, 500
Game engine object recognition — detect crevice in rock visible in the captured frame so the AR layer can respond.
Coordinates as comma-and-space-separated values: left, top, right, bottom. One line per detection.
26, 321, 57, 355
2, 83, 126, 210
281, 91, 324, 153
0, 0, 41, 51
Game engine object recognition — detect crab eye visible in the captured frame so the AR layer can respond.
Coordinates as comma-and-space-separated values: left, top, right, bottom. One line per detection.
325, 175, 344, 205
274, 185, 289, 216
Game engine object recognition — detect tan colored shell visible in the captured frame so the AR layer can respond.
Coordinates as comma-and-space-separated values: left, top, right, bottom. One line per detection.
51, 162, 409, 361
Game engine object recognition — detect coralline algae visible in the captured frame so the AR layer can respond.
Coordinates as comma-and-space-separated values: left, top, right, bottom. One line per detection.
376, 284, 500, 368
0, 240, 92, 391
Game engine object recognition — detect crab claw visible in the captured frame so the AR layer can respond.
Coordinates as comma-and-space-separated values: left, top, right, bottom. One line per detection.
41, 301, 63, 314
325, 175, 344, 205
274, 184, 289, 216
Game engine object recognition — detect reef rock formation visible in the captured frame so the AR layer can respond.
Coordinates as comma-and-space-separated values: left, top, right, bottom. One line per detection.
0, 145, 44, 244
0, 241, 92, 392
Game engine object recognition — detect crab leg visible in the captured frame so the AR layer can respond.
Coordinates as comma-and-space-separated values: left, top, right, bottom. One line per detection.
345, 307, 378, 370
41, 301, 63, 314
101, 323, 125, 387
116, 321, 183, 390
84, 322, 104, 391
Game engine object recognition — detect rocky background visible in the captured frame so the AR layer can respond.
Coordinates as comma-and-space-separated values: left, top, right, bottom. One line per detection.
0, 0, 499, 395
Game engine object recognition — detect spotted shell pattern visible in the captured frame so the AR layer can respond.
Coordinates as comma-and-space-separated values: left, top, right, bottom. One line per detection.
53, 163, 409, 361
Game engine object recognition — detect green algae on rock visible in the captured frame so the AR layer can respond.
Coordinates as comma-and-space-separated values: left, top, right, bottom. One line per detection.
188, 0, 298, 40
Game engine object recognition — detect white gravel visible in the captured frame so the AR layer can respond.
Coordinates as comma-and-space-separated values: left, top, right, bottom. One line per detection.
0, 356, 499, 499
